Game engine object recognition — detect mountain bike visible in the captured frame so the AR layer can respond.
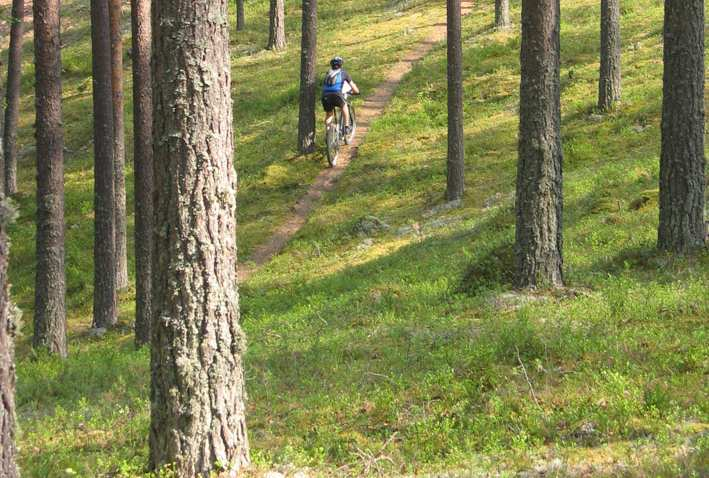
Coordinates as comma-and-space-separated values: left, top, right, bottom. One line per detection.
325, 93, 357, 167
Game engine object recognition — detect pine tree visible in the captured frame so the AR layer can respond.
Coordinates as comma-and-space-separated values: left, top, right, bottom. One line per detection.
110, 0, 129, 290
0, 194, 18, 478
495, 0, 511, 30
3, 0, 25, 195
0, 71, 5, 195
297, 0, 317, 154
33, 0, 67, 357
267, 0, 287, 50
446, 0, 465, 201
658, 0, 706, 252
236, 0, 245, 31
515, 0, 564, 288
90, 0, 118, 329
131, 0, 153, 346
598, 0, 621, 111
150, 0, 250, 473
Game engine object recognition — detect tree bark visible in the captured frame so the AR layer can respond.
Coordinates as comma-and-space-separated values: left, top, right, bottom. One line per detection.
3, 0, 25, 195
515, 0, 564, 289
110, 0, 128, 290
150, 0, 250, 474
236, 0, 245, 31
495, 0, 511, 30
0, 195, 18, 478
598, 0, 621, 111
33, 0, 67, 357
267, 0, 286, 51
91, 0, 118, 329
0, 75, 5, 196
131, 0, 152, 347
658, 0, 706, 252
446, 0, 464, 201
297, 0, 317, 154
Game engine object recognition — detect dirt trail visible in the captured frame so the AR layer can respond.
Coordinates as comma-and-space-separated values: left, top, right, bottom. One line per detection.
238, 2, 474, 282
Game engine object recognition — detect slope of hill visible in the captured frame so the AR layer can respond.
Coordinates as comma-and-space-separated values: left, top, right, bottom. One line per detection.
3, 0, 708, 476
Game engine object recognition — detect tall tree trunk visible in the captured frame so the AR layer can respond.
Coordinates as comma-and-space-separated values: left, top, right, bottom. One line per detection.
150, 0, 250, 474
267, 0, 286, 51
515, 0, 564, 289
446, 0, 464, 201
131, 0, 152, 347
110, 0, 128, 290
297, 0, 317, 154
0, 195, 18, 478
3, 0, 25, 195
91, 0, 118, 329
495, 0, 510, 30
0, 78, 5, 196
33, 0, 67, 357
658, 0, 706, 252
236, 0, 245, 31
598, 0, 621, 111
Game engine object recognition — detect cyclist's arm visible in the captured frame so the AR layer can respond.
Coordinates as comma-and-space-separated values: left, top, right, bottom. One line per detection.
349, 80, 360, 95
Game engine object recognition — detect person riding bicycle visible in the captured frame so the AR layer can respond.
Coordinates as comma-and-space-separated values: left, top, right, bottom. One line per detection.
322, 56, 360, 135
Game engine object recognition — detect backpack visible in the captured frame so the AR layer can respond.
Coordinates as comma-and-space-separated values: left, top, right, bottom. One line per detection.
323, 69, 344, 95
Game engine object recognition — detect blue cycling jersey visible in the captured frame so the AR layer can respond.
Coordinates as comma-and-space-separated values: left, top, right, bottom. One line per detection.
322, 68, 353, 96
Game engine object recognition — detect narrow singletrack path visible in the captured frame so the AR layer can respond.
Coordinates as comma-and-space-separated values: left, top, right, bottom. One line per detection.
238, 2, 474, 282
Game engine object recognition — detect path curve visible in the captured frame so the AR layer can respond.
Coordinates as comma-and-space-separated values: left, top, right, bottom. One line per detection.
238, 2, 474, 282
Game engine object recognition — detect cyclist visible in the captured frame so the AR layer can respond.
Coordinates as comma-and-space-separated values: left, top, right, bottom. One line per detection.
322, 56, 360, 135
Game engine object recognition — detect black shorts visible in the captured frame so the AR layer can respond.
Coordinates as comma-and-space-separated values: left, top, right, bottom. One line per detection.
321, 94, 345, 112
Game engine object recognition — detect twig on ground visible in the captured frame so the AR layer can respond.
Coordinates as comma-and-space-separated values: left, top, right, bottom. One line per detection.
352, 432, 398, 475
365, 371, 399, 386
515, 345, 542, 409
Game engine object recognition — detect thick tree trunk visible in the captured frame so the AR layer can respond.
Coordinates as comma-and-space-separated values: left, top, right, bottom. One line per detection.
150, 0, 250, 474
110, 0, 128, 290
297, 0, 317, 154
3, 0, 25, 195
131, 0, 152, 347
267, 0, 286, 51
91, 0, 118, 329
33, 0, 67, 357
236, 0, 245, 31
495, 0, 510, 30
598, 0, 621, 111
0, 195, 18, 478
515, 0, 564, 289
446, 0, 464, 201
658, 0, 706, 252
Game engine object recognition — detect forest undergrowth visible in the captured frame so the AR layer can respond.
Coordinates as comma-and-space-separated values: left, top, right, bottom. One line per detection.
3, 0, 707, 476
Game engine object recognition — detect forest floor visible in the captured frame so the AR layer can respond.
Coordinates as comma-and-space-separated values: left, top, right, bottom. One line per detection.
3, 0, 709, 476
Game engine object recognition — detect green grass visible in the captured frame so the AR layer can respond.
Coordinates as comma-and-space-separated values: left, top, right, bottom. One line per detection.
4, 0, 709, 476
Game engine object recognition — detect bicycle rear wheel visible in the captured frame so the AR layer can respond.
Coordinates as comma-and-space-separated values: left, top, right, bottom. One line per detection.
326, 110, 340, 167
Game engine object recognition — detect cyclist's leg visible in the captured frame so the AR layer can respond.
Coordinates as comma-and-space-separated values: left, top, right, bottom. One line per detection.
338, 94, 350, 127
342, 103, 350, 128
323, 95, 337, 129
